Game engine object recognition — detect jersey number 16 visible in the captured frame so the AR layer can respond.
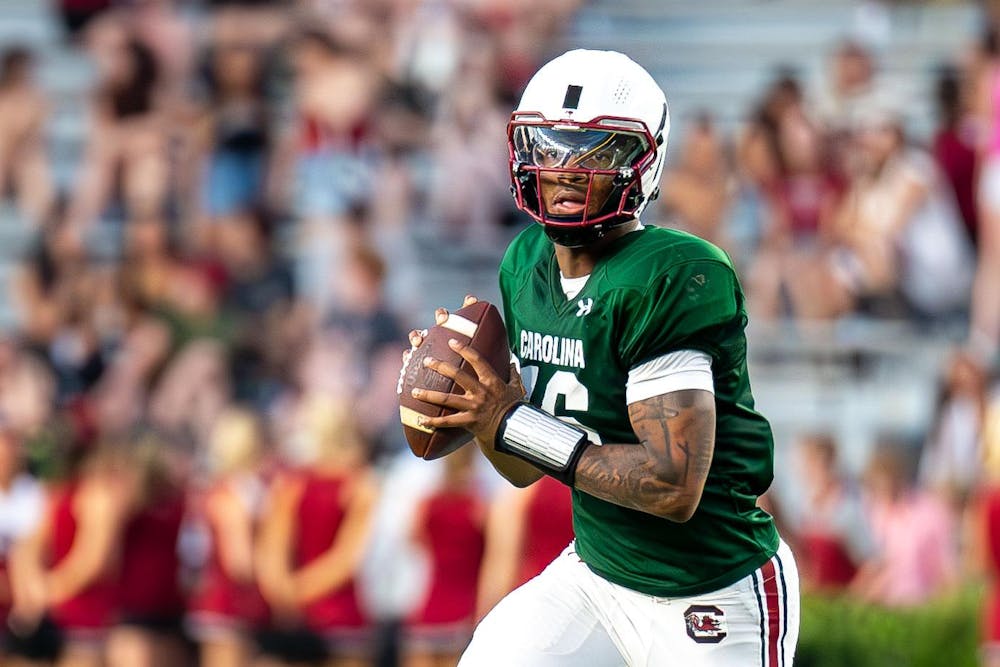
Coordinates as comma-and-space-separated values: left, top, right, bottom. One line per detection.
520, 366, 603, 445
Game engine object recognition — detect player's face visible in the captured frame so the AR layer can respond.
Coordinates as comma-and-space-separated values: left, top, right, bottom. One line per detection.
538, 169, 617, 218
513, 126, 646, 219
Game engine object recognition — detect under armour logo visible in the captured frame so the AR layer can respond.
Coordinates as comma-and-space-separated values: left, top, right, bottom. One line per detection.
576, 298, 594, 317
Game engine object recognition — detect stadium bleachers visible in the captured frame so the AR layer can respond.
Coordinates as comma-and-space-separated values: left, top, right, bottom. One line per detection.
569, 0, 980, 138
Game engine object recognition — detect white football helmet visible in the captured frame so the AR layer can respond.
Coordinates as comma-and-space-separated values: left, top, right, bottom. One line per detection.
508, 49, 670, 246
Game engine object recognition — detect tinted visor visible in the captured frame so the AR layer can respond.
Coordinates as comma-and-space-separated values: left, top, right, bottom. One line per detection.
512, 126, 648, 171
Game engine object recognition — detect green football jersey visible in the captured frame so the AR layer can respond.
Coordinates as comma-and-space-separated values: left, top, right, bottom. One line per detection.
498, 223, 779, 597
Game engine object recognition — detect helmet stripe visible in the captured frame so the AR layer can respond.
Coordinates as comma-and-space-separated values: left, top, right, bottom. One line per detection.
562, 85, 583, 110
655, 102, 668, 139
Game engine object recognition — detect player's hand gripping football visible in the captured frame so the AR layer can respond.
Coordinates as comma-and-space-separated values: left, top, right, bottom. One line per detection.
405, 296, 525, 446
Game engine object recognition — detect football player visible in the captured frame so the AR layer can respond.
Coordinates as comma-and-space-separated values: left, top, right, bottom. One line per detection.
407, 49, 799, 665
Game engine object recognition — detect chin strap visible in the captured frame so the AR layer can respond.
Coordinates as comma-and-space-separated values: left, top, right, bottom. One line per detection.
542, 216, 637, 248
543, 223, 609, 248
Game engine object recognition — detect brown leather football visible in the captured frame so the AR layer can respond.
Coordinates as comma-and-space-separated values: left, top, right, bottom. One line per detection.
398, 301, 511, 460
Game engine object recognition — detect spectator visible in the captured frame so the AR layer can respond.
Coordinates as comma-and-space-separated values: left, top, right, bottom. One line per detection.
285, 28, 379, 223
787, 433, 871, 592
107, 435, 188, 667
365, 85, 430, 312
322, 241, 400, 343
0, 340, 48, 436
795, 108, 973, 320
13, 210, 93, 359
773, 111, 842, 247
814, 40, 888, 139
476, 475, 573, 620
218, 211, 294, 322
218, 211, 295, 405
732, 70, 803, 274
982, 482, 1000, 667
257, 396, 377, 667
324, 242, 406, 457
278, 29, 382, 322
0, 46, 54, 225
425, 44, 510, 245
195, 40, 271, 226
187, 408, 269, 667
119, 218, 176, 313
742, 69, 806, 182
126, 0, 197, 104
853, 439, 958, 607
747, 108, 844, 319
87, 314, 171, 441
404, 445, 486, 667
919, 351, 989, 505
659, 114, 733, 248
9, 441, 132, 667
972, 28, 1000, 361
466, 0, 582, 101
978, 390, 1000, 667
148, 339, 232, 447
387, 0, 463, 96
68, 17, 169, 228
933, 64, 979, 247
208, 0, 291, 49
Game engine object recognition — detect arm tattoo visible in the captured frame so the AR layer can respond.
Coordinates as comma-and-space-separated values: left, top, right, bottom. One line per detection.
574, 389, 716, 521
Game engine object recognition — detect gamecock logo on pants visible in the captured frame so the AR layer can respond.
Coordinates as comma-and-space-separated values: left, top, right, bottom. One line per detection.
684, 605, 727, 644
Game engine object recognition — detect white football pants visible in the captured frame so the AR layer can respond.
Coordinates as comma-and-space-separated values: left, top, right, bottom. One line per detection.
459, 540, 798, 667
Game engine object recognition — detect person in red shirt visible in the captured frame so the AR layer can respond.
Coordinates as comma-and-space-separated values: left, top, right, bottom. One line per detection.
9, 441, 131, 667
475, 476, 573, 620
932, 65, 978, 247
980, 483, 1000, 667
187, 408, 268, 667
107, 437, 188, 667
789, 433, 871, 592
976, 394, 1000, 666
405, 445, 487, 667
257, 396, 377, 667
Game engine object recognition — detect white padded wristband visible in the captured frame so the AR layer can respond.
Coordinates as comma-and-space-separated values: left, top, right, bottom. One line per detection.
495, 403, 590, 485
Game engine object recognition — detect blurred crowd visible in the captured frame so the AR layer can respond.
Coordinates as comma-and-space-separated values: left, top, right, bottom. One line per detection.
3, 0, 1000, 665
775, 348, 1000, 661
0, 0, 579, 665
661, 39, 981, 325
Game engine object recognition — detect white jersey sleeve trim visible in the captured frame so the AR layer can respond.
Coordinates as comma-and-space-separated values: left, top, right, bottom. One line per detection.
626, 349, 714, 405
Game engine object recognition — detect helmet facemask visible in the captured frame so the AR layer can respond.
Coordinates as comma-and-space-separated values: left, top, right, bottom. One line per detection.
508, 113, 658, 247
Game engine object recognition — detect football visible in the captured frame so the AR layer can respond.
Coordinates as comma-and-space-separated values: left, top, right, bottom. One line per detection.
398, 301, 511, 460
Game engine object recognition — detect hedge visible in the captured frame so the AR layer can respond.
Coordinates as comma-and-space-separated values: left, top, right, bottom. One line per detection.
797, 587, 983, 667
